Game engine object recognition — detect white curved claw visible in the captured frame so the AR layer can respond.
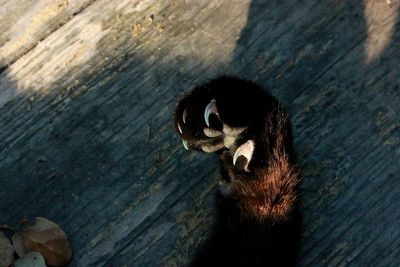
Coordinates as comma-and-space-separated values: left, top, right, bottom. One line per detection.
233, 140, 255, 172
204, 99, 219, 127
177, 123, 183, 134
182, 108, 188, 124
182, 139, 189, 150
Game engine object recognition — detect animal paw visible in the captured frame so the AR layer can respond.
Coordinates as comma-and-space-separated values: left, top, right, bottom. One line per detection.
174, 90, 248, 153
174, 76, 288, 175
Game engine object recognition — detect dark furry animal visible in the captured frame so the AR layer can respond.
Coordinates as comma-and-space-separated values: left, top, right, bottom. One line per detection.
174, 77, 301, 267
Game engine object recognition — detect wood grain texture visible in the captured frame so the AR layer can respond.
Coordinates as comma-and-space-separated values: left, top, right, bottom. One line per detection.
0, 0, 96, 71
0, 0, 399, 266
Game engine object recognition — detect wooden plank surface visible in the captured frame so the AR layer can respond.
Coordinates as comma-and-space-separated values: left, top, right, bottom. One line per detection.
0, 0, 399, 266
0, 0, 96, 70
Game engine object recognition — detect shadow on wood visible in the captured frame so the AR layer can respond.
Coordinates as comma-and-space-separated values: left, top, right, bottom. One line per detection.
0, 0, 399, 266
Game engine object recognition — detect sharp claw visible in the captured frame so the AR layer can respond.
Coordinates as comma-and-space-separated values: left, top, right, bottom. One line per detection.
233, 140, 255, 172
177, 123, 183, 134
182, 139, 189, 150
204, 99, 219, 127
182, 109, 188, 124
232, 149, 240, 166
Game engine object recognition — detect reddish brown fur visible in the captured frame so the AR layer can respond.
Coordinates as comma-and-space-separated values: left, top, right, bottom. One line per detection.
230, 149, 299, 222
229, 109, 300, 222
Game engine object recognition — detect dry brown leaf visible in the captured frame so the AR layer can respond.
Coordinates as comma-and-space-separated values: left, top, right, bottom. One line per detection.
13, 252, 46, 267
12, 217, 71, 267
0, 231, 15, 267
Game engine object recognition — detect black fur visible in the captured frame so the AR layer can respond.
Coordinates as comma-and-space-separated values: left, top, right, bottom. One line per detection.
174, 77, 301, 267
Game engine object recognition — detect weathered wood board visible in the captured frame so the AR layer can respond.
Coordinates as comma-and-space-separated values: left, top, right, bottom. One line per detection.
0, 0, 96, 70
0, 0, 399, 266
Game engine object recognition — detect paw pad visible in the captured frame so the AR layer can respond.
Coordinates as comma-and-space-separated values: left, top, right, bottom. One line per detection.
203, 128, 223, 138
